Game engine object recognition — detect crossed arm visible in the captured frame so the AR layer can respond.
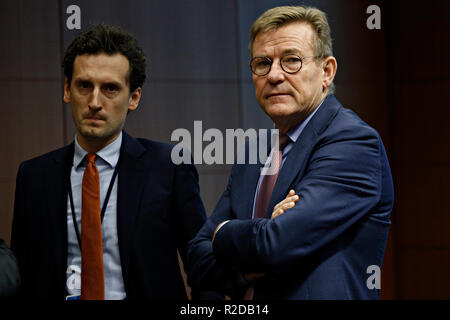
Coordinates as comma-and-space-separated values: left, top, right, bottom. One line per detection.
211, 190, 298, 241
231, 190, 299, 283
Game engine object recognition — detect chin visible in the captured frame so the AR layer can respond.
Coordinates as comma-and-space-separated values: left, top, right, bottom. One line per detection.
264, 104, 296, 118
79, 126, 106, 139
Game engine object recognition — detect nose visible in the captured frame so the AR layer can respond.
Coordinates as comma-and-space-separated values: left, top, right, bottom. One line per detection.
267, 60, 285, 84
88, 87, 102, 111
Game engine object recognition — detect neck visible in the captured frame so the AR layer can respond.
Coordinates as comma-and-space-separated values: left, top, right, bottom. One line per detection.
275, 111, 310, 135
276, 95, 326, 134
77, 132, 120, 153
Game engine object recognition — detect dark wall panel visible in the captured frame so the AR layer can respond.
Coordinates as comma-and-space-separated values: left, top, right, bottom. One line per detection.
386, 0, 450, 299
0, 0, 63, 242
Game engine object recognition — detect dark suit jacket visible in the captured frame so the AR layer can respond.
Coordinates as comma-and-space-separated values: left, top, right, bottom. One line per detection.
187, 95, 394, 299
11, 131, 207, 299
0, 238, 20, 298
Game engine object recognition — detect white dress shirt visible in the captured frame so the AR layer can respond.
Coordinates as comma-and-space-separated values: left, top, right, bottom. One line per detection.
66, 132, 126, 300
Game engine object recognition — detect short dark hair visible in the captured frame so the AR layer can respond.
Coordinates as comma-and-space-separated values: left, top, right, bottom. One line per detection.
62, 24, 146, 92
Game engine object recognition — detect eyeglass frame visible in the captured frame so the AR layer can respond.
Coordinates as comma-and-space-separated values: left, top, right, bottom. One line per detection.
249, 54, 322, 76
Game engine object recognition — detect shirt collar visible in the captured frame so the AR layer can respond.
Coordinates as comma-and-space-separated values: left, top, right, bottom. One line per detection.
285, 98, 325, 143
73, 131, 122, 169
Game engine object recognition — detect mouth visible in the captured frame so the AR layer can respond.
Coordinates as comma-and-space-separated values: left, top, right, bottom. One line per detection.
83, 117, 105, 125
266, 92, 290, 99
84, 115, 105, 121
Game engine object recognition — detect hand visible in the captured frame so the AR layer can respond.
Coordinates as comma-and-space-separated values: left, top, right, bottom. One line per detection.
271, 189, 299, 219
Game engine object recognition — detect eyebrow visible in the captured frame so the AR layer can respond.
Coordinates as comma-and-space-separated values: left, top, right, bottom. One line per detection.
73, 77, 123, 86
281, 48, 303, 55
253, 48, 304, 58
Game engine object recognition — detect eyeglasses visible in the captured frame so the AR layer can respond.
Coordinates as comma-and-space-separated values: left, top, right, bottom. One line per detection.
250, 54, 319, 76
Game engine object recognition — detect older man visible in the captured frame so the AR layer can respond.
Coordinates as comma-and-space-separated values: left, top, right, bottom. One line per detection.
188, 6, 394, 299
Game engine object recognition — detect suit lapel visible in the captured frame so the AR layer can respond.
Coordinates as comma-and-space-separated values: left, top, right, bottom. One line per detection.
239, 163, 262, 219
236, 132, 273, 219
268, 95, 342, 216
117, 131, 147, 283
46, 143, 74, 292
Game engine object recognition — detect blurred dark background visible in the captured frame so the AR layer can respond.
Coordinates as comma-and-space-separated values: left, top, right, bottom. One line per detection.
1, 0, 449, 299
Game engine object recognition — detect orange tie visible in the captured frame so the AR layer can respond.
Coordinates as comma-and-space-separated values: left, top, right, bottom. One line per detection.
81, 153, 104, 300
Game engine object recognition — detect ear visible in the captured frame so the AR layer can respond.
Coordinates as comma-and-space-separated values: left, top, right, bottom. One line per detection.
128, 87, 142, 112
63, 78, 71, 103
321, 56, 337, 93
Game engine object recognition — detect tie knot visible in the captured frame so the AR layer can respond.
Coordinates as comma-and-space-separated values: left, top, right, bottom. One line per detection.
279, 134, 290, 151
86, 153, 97, 165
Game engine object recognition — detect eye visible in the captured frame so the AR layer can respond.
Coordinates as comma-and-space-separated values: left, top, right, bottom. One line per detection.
251, 57, 272, 75
283, 55, 301, 64
104, 84, 119, 92
256, 59, 271, 67
80, 81, 91, 89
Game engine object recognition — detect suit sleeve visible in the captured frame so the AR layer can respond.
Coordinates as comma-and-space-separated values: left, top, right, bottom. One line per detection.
0, 238, 21, 298
9, 162, 26, 297
172, 160, 229, 299
212, 125, 385, 273
187, 167, 250, 297
173, 161, 206, 251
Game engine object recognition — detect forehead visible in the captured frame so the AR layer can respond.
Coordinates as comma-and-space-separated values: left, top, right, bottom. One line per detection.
72, 53, 130, 84
252, 22, 315, 56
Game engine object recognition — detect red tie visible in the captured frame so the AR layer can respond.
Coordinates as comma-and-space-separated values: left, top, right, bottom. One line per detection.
244, 134, 290, 300
254, 134, 290, 219
81, 153, 104, 300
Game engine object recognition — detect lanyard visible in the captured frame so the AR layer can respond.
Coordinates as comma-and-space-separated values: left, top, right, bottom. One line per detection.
68, 164, 119, 250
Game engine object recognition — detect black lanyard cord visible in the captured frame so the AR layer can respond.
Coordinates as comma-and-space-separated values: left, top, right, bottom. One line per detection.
68, 164, 119, 250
